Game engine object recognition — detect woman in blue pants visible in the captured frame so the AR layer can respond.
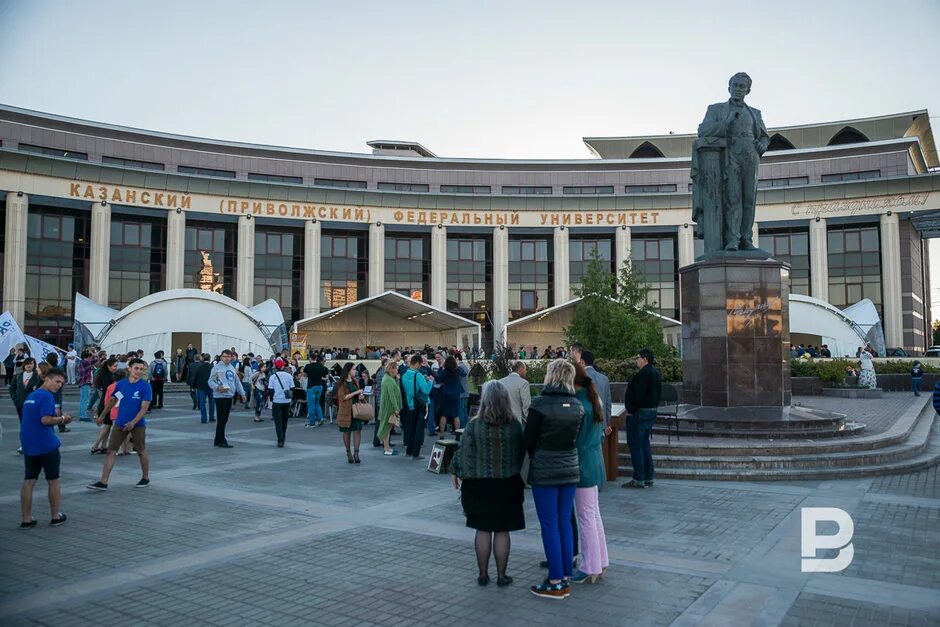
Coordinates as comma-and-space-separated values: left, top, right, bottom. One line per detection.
523, 359, 583, 599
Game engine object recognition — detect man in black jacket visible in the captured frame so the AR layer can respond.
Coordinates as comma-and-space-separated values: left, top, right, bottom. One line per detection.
623, 348, 662, 489
191, 354, 215, 423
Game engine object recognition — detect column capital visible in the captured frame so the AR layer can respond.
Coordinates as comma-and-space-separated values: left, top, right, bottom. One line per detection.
303, 220, 322, 317
88, 201, 112, 304
553, 226, 570, 305
368, 223, 385, 297
236, 214, 255, 307
3, 192, 29, 326
430, 225, 447, 309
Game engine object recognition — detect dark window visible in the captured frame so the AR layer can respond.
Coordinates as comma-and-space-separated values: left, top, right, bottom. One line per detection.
757, 176, 809, 189
758, 228, 810, 296
827, 225, 882, 319
184, 222, 237, 298
255, 228, 304, 325
766, 134, 796, 151
447, 236, 493, 348
247, 173, 303, 184
820, 170, 881, 183
563, 186, 614, 195
827, 126, 870, 146
313, 178, 368, 189
502, 186, 552, 195
109, 217, 167, 309
18, 143, 88, 160
440, 185, 492, 194
178, 165, 236, 179
508, 237, 552, 319
385, 235, 430, 302
628, 142, 665, 159
377, 182, 430, 192
25, 207, 91, 347
321, 232, 368, 308
569, 237, 614, 295
101, 156, 165, 171
631, 235, 678, 320
625, 184, 678, 193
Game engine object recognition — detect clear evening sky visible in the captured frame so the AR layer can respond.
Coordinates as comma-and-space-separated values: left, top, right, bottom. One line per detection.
2, 0, 940, 314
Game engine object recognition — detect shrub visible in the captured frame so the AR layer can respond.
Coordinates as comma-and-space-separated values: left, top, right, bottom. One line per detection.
816, 358, 854, 386
789, 359, 818, 377
873, 360, 940, 374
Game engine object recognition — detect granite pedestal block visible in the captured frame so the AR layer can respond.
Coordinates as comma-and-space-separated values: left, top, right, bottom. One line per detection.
680, 256, 791, 409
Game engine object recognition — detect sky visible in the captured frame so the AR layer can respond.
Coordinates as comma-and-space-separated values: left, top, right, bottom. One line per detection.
1, 0, 940, 314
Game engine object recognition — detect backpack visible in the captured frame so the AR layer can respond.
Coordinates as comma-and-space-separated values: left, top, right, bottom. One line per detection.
152, 361, 167, 380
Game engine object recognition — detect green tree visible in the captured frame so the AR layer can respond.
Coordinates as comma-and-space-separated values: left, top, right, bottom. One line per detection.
932, 320, 940, 346
564, 251, 671, 360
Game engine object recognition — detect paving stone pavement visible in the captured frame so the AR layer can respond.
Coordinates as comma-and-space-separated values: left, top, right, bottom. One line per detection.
0, 395, 938, 626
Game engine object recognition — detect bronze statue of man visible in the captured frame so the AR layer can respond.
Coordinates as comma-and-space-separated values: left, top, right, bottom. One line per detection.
691, 72, 771, 253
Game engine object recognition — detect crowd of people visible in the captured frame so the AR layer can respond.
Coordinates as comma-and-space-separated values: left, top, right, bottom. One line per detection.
8, 339, 669, 602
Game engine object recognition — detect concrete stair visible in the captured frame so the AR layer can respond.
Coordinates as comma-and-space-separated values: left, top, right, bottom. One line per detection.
619, 397, 940, 480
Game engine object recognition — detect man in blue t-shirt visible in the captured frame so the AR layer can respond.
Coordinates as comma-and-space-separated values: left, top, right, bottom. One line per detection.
87, 358, 152, 491
19, 367, 71, 529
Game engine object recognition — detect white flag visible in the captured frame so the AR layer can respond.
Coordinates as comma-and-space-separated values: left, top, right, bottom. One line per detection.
25, 335, 66, 364
0, 311, 27, 356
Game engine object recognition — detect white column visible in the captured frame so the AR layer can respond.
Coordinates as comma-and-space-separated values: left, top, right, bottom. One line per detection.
368, 222, 385, 296
752, 221, 760, 248
303, 220, 322, 317
615, 225, 632, 271
553, 226, 570, 304
165, 209, 186, 290
492, 226, 510, 346
3, 192, 28, 326
430, 224, 447, 308
677, 223, 695, 268
809, 217, 829, 302
236, 215, 255, 307
88, 201, 111, 304
880, 212, 904, 349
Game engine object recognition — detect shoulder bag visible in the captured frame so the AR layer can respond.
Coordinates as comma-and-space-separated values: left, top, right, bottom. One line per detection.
351, 381, 374, 423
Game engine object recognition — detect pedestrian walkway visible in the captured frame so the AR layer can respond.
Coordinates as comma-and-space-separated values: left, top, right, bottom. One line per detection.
0, 395, 937, 625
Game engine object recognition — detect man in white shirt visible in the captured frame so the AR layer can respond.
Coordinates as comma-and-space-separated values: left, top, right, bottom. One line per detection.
65, 345, 78, 385
498, 361, 531, 423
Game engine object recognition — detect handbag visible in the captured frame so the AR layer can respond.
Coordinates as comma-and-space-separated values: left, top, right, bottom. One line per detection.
353, 398, 374, 423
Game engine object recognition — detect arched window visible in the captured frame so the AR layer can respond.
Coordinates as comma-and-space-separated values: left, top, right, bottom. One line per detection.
628, 141, 665, 159
827, 126, 869, 146
766, 133, 795, 151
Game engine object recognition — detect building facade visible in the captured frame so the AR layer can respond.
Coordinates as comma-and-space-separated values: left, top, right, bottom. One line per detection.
1, 105, 939, 352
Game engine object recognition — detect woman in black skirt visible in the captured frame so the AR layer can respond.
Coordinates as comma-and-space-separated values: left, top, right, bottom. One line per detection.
451, 380, 526, 587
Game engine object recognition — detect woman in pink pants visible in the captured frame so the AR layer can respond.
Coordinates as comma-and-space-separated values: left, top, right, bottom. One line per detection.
570, 361, 609, 583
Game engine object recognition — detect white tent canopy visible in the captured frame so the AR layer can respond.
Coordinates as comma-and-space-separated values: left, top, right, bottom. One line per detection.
293, 291, 481, 350
789, 294, 884, 357
75, 290, 286, 357
502, 297, 682, 351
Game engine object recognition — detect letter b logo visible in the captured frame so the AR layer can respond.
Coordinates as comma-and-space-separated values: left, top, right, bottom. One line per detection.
801, 507, 854, 573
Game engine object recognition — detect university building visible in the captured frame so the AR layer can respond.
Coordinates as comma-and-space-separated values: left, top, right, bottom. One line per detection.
1, 104, 938, 352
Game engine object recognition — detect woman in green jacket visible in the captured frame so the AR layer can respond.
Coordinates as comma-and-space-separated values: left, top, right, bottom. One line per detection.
377, 361, 402, 455
570, 361, 609, 584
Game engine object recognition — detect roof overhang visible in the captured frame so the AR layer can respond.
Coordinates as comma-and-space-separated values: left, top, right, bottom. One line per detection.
293, 291, 482, 336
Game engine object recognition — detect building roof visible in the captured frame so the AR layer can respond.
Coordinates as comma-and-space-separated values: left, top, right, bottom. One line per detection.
583, 110, 937, 168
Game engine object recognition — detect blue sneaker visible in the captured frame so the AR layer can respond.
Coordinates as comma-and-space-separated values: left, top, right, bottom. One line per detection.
530, 579, 568, 599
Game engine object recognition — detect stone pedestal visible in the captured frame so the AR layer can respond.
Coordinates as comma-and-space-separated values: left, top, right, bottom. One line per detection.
680, 256, 791, 408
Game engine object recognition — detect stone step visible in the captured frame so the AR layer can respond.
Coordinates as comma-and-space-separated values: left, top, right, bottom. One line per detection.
617, 412, 940, 480
651, 422, 866, 439
632, 396, 933, 456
